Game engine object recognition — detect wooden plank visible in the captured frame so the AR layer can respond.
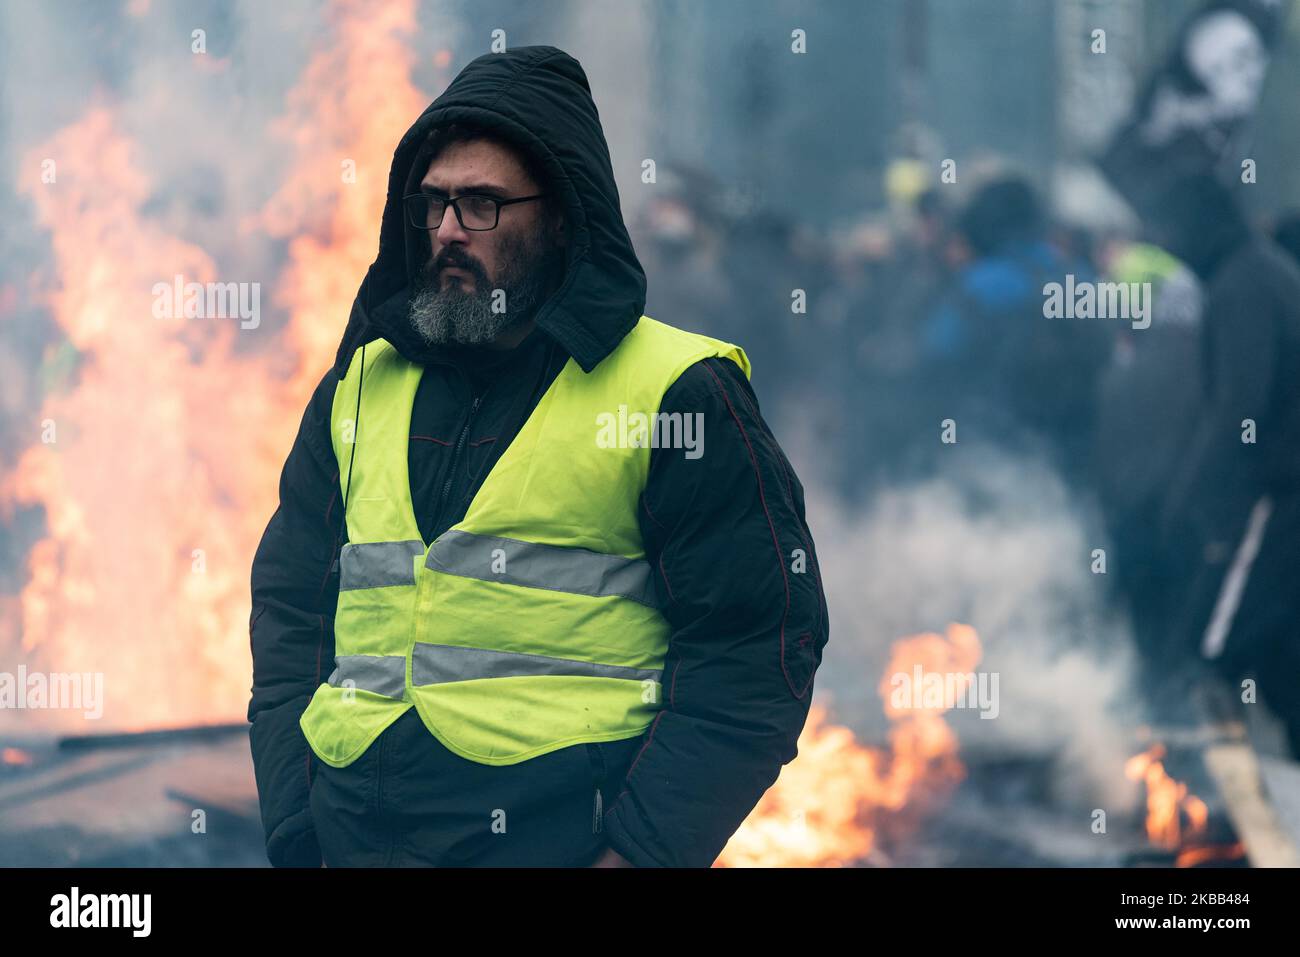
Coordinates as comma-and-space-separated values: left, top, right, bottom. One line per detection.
1203, 742, 1300, 868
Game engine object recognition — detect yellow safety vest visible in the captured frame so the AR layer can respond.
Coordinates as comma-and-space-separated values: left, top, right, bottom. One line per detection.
300, 315, 750, 767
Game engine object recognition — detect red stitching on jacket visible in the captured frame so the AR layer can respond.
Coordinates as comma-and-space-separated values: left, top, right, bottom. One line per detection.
468, 435, 497, 447
641, 496, 668, 531
610, 710, 664, 812
656, 552, 675, 605
716, 363, 822, 697
410, 435, 452, 445
776, 451, 826, 658
318, 541, 338, 601
701, 363, 802, 698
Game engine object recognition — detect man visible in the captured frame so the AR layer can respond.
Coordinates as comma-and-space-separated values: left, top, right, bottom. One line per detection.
248, 45, 828, 867
1145, 173, 1300, 745
920, 176, 1108, 479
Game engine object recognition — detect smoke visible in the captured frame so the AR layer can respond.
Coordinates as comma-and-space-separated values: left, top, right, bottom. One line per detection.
796, 438, 1143, 811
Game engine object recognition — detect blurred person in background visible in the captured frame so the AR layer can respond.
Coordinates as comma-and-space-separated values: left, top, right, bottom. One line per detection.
1144, 173, 1300, 753
832, 188, 958, 496
1090, 239, 1204, 672
638, 163, 733, 344
918, 175, 1109, 480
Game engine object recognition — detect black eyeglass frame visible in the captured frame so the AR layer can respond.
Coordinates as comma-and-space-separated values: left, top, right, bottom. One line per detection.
402, 192, 547, 231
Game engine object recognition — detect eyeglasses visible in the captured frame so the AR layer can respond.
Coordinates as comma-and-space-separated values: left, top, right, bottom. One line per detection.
403, 192, 547, 231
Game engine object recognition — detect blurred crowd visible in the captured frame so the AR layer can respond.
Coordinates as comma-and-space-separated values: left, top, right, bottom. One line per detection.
635, 161, 1300, 756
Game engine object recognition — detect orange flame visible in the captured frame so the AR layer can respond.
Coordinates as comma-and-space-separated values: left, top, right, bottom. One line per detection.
1, 0, 430, 731
1124, 743, 1242, 867
1, 747, 33, 767
1124, 743, 1207, 848
250, 0, 430, 397
1174, 842, 1245, 868
716, 623, 981, 866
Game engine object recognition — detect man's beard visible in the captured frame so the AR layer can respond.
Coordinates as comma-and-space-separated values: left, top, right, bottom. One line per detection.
408, 228, 564, 346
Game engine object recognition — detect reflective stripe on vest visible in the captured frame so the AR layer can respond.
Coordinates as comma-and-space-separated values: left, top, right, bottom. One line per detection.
339, 540, 425, 590
327, 638, 665, 699
328, 654, 406, 699
424, 529, 663, 609
410, 643, 663, 685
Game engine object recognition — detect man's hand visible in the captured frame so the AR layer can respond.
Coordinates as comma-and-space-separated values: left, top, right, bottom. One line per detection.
589, 846, 634, 868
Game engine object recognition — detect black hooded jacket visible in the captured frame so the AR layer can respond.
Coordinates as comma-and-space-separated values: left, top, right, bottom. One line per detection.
247, 46, 828, 867
1144, 177, 1300, 666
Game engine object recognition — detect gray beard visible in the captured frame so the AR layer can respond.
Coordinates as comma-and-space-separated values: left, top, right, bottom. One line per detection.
408, 232, 562, 346
409, 282, 522, 345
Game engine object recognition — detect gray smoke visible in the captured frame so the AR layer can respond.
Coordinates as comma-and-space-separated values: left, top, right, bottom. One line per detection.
793, 435, 1143, 812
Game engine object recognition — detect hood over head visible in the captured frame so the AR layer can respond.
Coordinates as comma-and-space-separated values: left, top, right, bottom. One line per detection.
331, 45, 646, 378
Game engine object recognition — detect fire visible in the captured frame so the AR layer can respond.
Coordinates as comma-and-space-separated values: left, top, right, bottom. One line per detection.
1, 747, 33, 767
716, 623, 981, 866
1124, 743, 1207, 848
1125, 743, 1242, 866
1174, 842, 1246, 868
250, 0, 430, 397
0, 0, 431, 732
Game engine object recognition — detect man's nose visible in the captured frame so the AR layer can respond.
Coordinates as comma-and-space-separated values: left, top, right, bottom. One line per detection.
434, 205, 470, 246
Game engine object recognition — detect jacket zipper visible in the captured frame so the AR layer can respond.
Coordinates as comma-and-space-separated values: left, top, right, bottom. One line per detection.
586, 743, 607, 834
433, 393, 482, 533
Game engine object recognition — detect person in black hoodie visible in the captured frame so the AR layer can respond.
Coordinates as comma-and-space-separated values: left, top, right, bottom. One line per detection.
1142, 174, 1300, 748
247, 46, 828, 867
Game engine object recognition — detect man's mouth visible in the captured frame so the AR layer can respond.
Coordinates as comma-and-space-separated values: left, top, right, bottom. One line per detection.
439, 268, 471, 287
440, 265, 473, 280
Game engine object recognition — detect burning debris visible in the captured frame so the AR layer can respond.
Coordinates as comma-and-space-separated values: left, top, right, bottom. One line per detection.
716, 621, 1274, 868
718, 624, 979, 867
1124, 743, 1210, 851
